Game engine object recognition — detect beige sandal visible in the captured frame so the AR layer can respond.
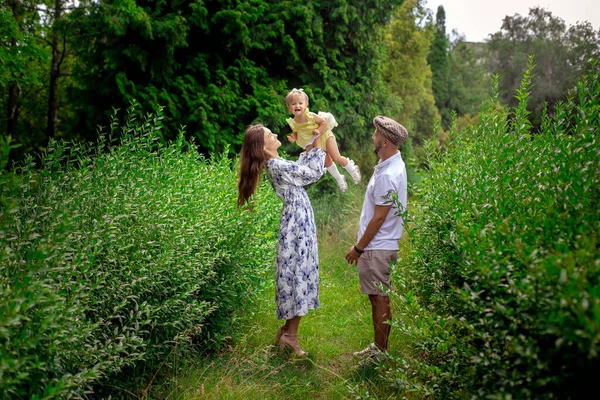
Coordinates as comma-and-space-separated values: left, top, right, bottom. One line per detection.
279, 333, 308, 356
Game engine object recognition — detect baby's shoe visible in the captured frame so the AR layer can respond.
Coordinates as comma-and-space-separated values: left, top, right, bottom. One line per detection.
344, 159, 361, 184
336, 175, 348, 192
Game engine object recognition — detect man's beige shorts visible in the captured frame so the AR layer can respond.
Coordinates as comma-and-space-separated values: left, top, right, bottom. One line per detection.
357, 250, 398, 296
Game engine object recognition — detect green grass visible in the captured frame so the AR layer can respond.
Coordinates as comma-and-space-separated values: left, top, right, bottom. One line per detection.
149, 184, 412, 399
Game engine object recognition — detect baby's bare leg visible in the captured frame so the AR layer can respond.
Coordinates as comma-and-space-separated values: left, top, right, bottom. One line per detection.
325, 137, 348, 167
325, 136, 362, 185
325, 152, 333, 168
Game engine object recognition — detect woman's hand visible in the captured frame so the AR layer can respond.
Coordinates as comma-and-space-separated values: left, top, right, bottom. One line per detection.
312, 135, 322, 149
313, 114, 327, 137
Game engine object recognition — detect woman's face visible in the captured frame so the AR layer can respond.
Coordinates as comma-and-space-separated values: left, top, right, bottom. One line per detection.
263, 127, 281, 153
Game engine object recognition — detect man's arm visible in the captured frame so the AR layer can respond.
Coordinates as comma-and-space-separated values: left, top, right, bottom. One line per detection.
345, 205, 391, 265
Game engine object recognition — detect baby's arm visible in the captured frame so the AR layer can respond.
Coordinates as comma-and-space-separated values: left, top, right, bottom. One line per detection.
287, 131, 297, 142
311, 113, 328, 136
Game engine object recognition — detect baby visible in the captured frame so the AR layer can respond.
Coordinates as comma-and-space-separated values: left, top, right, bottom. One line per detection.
285, 88, 361, 191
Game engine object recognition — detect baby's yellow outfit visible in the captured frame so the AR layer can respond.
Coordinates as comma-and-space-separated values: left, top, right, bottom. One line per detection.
286, 108, 338, 149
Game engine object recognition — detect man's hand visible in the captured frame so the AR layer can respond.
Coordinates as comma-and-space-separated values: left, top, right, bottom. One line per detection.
345, 246, 361, 265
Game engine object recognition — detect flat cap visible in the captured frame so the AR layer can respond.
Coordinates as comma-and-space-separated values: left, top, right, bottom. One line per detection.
373, 116, 407, 146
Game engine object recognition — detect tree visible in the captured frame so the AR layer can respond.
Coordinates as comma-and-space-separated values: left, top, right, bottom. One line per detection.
428, 5, 451, 129
2, 0, 404, 165
3, 0, 21, 137
67, 0, 402, 155
44, 0, 71, 139
446, 32, 489, 118
0, 1, 50, 159
487, 6, 600, 126
383, 0, 440, 147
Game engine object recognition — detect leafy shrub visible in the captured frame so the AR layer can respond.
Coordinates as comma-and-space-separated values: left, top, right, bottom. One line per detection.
388, 60, 600, 398
0, 105, 279, 398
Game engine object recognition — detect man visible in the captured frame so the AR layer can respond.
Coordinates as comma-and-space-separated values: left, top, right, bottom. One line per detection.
345, 115, 408, 364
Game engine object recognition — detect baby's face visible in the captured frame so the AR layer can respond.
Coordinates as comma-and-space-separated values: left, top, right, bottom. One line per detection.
287, 94, 308, 117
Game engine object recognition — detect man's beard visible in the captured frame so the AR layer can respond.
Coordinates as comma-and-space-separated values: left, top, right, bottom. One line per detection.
373, 142, 381, 156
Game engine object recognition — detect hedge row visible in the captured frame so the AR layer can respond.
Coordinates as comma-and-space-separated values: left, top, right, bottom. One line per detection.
0, 106, 279, 398
389, 61, 599, 398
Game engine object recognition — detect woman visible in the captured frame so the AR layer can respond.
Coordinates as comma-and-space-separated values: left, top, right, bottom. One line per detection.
238, 124, 325, 356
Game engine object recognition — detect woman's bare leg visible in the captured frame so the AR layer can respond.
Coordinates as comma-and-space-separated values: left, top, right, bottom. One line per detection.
280, 316, 307, 355
283, 316, 302, 335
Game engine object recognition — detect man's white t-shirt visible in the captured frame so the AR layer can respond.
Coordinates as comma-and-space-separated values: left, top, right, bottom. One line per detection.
357, 151, 407, 251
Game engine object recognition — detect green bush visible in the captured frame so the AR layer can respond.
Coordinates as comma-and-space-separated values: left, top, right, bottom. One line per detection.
0, 105, 279, 398
388, 60, 600, 398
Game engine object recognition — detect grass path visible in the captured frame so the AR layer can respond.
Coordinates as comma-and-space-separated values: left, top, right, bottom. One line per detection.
153, 190, 407, 399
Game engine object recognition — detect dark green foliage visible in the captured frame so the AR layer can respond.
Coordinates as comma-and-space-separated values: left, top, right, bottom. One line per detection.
1, 1, 401, 171
0, 0, 51, 158
388, 61, 600, 397
0, 104, 279, 398
65, 0, 400, 160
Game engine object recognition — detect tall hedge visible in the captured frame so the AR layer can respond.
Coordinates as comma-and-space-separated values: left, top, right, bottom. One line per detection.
388, 61, 599, 398
0, 105, 279, 398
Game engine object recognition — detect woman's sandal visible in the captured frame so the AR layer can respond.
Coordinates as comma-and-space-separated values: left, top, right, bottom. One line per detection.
279, 333, 308, 356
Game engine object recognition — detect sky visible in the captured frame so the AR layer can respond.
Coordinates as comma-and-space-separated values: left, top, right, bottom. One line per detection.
424, 0, 600, 42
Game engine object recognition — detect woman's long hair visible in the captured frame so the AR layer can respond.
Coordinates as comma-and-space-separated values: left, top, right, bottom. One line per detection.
238, 124, 266, 207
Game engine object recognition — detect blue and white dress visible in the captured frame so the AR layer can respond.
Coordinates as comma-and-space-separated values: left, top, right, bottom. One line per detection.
265, 148, 325, 320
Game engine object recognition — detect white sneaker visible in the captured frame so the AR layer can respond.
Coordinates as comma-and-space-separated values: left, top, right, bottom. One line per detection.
336, 175, 348, 192
345, 160, 361, 184
353, 343, 378, 357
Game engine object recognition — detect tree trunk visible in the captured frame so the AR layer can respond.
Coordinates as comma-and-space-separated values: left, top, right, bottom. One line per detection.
6, 0, 19, 136
46, 0, 64, 139
7, 84, 19, 137
47, 39, 59, 138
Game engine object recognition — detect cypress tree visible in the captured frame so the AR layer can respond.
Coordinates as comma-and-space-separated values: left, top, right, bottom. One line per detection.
428, 5, 451, 129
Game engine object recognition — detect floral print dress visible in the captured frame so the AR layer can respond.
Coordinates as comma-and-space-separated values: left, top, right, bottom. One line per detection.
265, 148, 325, 320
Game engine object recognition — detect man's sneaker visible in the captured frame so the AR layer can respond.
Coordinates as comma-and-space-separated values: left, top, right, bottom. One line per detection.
345, 160, 361, 184
336, 175, 348, 192
358, 350, 386, 366
353, 343, 378, 357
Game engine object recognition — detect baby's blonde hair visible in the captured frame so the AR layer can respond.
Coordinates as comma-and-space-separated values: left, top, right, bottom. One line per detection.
285, 88, 309, 107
